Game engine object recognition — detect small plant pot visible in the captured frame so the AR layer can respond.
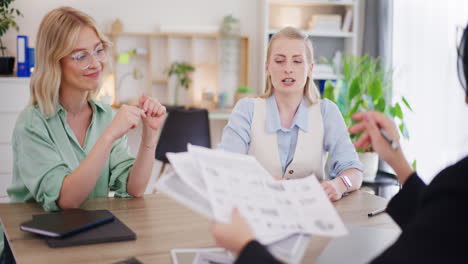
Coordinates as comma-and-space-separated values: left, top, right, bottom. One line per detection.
359, 152, 379, 182
0, 57, 15, 75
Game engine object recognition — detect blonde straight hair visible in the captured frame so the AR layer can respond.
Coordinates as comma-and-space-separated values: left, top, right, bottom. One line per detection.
262, 27, 320, 105
30, 7, 111, 117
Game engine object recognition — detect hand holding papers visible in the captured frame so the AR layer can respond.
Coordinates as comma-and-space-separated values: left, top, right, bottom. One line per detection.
156, 145, 347, 263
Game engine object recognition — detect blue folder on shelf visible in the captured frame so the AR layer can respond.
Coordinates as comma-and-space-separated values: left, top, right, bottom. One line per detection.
17, 35, 30, 77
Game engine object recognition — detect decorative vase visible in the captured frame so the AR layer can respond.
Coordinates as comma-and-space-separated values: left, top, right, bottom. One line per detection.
219, 16, 241, 107
358, 152, 379, 182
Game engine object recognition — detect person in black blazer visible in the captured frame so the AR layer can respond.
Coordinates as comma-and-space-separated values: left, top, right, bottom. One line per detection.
211, 24, 468, 264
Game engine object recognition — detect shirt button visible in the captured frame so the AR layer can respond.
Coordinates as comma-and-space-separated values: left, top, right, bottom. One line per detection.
288, 170, 294, 174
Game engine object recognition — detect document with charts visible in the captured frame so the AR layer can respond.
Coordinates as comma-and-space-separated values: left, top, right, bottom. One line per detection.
156, 145, 347, 263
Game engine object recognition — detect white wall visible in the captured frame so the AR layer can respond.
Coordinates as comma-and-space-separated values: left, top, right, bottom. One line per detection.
2, 0, 263, 92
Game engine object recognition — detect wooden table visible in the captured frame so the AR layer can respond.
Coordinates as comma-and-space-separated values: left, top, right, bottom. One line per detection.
0, 191, 397, 264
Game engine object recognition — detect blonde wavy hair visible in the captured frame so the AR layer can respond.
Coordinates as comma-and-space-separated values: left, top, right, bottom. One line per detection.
262, 27, 320, 104
30, 7, 111, 117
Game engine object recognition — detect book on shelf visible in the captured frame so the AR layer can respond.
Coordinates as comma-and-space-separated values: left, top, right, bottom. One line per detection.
155, 144, 347, 264
308, 14, 342, 32
342, 9, 353, 32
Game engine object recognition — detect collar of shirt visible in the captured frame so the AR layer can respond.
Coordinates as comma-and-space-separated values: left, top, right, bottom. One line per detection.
56, 99, 108, 118
265, 94, 309, 133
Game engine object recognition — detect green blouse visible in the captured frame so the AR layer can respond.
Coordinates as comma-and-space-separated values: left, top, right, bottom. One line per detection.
7, 100, 135, 212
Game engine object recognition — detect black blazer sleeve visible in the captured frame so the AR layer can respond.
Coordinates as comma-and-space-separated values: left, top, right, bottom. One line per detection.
385, 172, 426, 228
371, 157, 468, 264
235, 240, 281, 264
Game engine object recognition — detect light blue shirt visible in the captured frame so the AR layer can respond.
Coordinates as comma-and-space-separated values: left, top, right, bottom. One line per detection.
218, 95, 363, 177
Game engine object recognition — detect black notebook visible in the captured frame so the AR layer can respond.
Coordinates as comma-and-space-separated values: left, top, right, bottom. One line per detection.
46, 215, 136, 248
20, 209, 136, 248
20, 209, 114, 237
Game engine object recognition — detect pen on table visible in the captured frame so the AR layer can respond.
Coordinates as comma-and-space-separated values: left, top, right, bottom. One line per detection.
379, 128, 399, 150
368, 208, 386, 217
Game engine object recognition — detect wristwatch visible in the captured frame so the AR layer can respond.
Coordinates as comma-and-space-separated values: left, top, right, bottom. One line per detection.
339, 175, 352, 192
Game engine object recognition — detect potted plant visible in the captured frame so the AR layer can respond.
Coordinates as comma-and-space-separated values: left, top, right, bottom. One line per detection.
0, 0, 22, 75
322, 54, 413, 181
220, 15, 240, 36
234, 84, 255, 105
167, 62, 195, 107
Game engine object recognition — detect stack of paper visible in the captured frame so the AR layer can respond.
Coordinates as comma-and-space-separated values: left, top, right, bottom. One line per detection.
156, 145, 347, 264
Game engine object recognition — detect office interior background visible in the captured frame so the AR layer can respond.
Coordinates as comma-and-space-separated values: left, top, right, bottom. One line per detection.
0, 0, 467, 199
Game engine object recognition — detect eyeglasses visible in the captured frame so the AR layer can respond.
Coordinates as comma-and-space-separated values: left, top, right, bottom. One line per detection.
69, 42, 112, 70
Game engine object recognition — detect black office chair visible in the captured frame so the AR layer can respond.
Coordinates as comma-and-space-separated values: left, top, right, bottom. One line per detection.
155, 107, 211, 178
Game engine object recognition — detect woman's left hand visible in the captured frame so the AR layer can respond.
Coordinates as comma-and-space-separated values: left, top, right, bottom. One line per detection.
139, 94, 166, 131
321, 180, 345, 202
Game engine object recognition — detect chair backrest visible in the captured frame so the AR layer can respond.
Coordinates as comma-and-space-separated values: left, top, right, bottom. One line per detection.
155, 108, 211, 163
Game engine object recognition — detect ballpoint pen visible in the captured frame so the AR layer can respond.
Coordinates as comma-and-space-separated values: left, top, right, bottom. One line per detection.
368, 208, 386, 217
379, 129, 399, 150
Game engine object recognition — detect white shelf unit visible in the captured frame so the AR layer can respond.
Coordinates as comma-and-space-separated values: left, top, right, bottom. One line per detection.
108, 32, 249, 108
267, 29, 355, 38
208, 109, 232, 120
260, 0, 361, 91
269, 0, 355, 6
0, 77, 30, 199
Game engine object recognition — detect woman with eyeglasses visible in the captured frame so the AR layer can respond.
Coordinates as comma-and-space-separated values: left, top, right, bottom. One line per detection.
6, 6, 166, 212
212, 24, 468, 264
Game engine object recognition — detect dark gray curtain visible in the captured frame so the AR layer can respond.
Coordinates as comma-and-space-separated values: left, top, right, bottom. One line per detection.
363, 0, 395, 176
363, 0, 393, 70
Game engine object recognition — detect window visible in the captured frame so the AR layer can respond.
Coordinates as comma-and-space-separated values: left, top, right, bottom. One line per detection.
392, 0, 468, 182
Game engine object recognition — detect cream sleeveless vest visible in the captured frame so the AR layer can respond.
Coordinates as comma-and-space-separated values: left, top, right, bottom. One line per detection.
247, 98, 325, 181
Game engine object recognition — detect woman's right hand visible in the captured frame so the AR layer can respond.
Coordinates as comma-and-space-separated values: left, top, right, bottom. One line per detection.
349, 111, 401, 162
349, 111, 413, 184
105, 104, 146, 142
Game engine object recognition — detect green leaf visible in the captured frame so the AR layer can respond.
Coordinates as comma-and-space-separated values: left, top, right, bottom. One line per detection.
348, 76, 361, 101
375, 97, 386, 112
399, 122, 409, 139
361, 99, 368, 109
343, 56, 350, 81
369, 78, 383, 102
411, 160, 417, 171
401, 96, 413, 112
394, 103, 403, 119
389, 105, 396, 117
323, 80, 336, 102
181, 77, 188, 89
349, 98, 362, 116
